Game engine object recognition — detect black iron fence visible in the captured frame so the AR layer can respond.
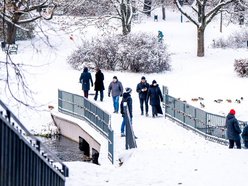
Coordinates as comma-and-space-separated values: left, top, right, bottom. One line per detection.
162, 86, 247, 145
58, 89, 114, 164
0, 99, 69, 186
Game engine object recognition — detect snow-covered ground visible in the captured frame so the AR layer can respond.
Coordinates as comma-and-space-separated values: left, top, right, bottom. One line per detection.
1, 8, 248, 186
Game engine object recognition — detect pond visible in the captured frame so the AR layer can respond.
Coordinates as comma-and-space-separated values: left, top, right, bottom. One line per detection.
38, 135, 84, 162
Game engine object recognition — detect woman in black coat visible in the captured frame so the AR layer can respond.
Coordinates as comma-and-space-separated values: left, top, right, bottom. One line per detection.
79, 67, 93, 98
147, 80, 163, 118
94, 67, 105, 101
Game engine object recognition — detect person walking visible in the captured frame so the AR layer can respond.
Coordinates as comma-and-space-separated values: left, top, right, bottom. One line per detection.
79, 67, 93, 98
108, 76, 123, 113
120, 87, 133, 137
158, 30, 164, 42
94, 67, 104, 101
147, 80, 163, 118
242, 123, 248, 148
225, 109, 242, 149
136, 76, 149, 116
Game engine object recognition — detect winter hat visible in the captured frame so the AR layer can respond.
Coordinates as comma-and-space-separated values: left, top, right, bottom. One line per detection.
125, 87, 132, 93
113, 76, 117, 80
229, 109, 236, 115
152, 80, 157, 84
141, 76, 146, 80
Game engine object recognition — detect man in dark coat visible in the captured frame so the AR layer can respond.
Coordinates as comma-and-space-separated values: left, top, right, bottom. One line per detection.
136, 76, 149, 116
147, 80, 163, 118
120, 88, 133, 137
79, 67, 93, 98
241, 123, 248, 148
94, 67, 104, 101
225, 109, 241, 149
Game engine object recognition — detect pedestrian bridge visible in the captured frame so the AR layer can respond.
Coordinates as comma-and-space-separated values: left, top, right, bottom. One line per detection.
51, 113, 101, 163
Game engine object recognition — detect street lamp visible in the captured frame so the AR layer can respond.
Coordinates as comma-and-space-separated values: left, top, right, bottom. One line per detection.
179, 0, 184, 23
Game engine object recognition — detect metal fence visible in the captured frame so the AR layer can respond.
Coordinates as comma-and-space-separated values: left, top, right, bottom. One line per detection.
58, 89, 114, 164
162, 86, 247, 145
0, 99, 69, 186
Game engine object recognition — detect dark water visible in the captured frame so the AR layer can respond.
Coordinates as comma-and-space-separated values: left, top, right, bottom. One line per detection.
38, 135, 84, 161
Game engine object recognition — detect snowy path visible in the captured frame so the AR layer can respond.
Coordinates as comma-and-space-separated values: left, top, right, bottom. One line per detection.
2, 8, 248, 186
65, 91, 248, 186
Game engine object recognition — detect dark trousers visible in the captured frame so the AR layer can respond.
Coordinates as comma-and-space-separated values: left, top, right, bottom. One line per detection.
139, 98, 148, 114
94, 90, 103, 101
84, 91, 89, 98
229, 139, 241, 149
244, 141, 248, 149
152, 106, 158, 116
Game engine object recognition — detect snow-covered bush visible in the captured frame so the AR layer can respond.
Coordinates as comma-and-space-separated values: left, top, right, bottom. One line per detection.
68, 37, 119, 70
67, 33, 171, 73
123, 33, 170, 73
212, 30, 248, 48
234, 58, 248, 77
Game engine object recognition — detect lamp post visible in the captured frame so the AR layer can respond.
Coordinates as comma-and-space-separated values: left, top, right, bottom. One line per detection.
220, 9, 223, 33
179, 0, 184, 23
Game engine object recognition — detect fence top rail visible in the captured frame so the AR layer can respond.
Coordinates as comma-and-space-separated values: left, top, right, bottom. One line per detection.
58, 89, 112, 128
59, 89, 111, 117
163, 86, 248, 126
0, 99, 69, 177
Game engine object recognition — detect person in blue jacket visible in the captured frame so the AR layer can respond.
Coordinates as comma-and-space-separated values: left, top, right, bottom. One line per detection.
225, 109, 242, 149
242, 122, 248, 148
79, 67, 93, 98
158, 30, 164, 42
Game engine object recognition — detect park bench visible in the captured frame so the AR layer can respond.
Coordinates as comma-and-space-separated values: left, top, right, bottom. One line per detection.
1, 42, 18, 54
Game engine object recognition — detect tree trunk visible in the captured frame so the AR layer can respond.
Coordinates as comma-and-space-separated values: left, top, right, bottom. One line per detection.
162, 6, 165, 20
121, 3, 131, 35
122, 21, 131, 35
6, 23, 17, 44
6, 14, 21, 44
143, 0, 152, 16
197, 27, 205, 57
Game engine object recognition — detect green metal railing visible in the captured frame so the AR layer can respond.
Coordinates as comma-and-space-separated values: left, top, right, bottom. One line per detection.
58, 89, 114, 164
162, 86, 247, 145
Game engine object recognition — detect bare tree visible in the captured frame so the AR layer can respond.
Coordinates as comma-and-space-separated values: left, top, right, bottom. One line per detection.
0, 53, 38, 107
144, 0, 152, 16
109, 0, 135, 35
174, 0, 238, 57
0, 0, 57, 107
0, 0, 56, 44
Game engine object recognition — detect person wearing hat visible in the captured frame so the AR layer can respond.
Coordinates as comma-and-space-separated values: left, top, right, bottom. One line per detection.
136, 76, 149, 116
108, 76, 123, 113
120, 87, 133, 137
147, 80, 163, 118
225, 109, 242, 149
79, 67, 93, 98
